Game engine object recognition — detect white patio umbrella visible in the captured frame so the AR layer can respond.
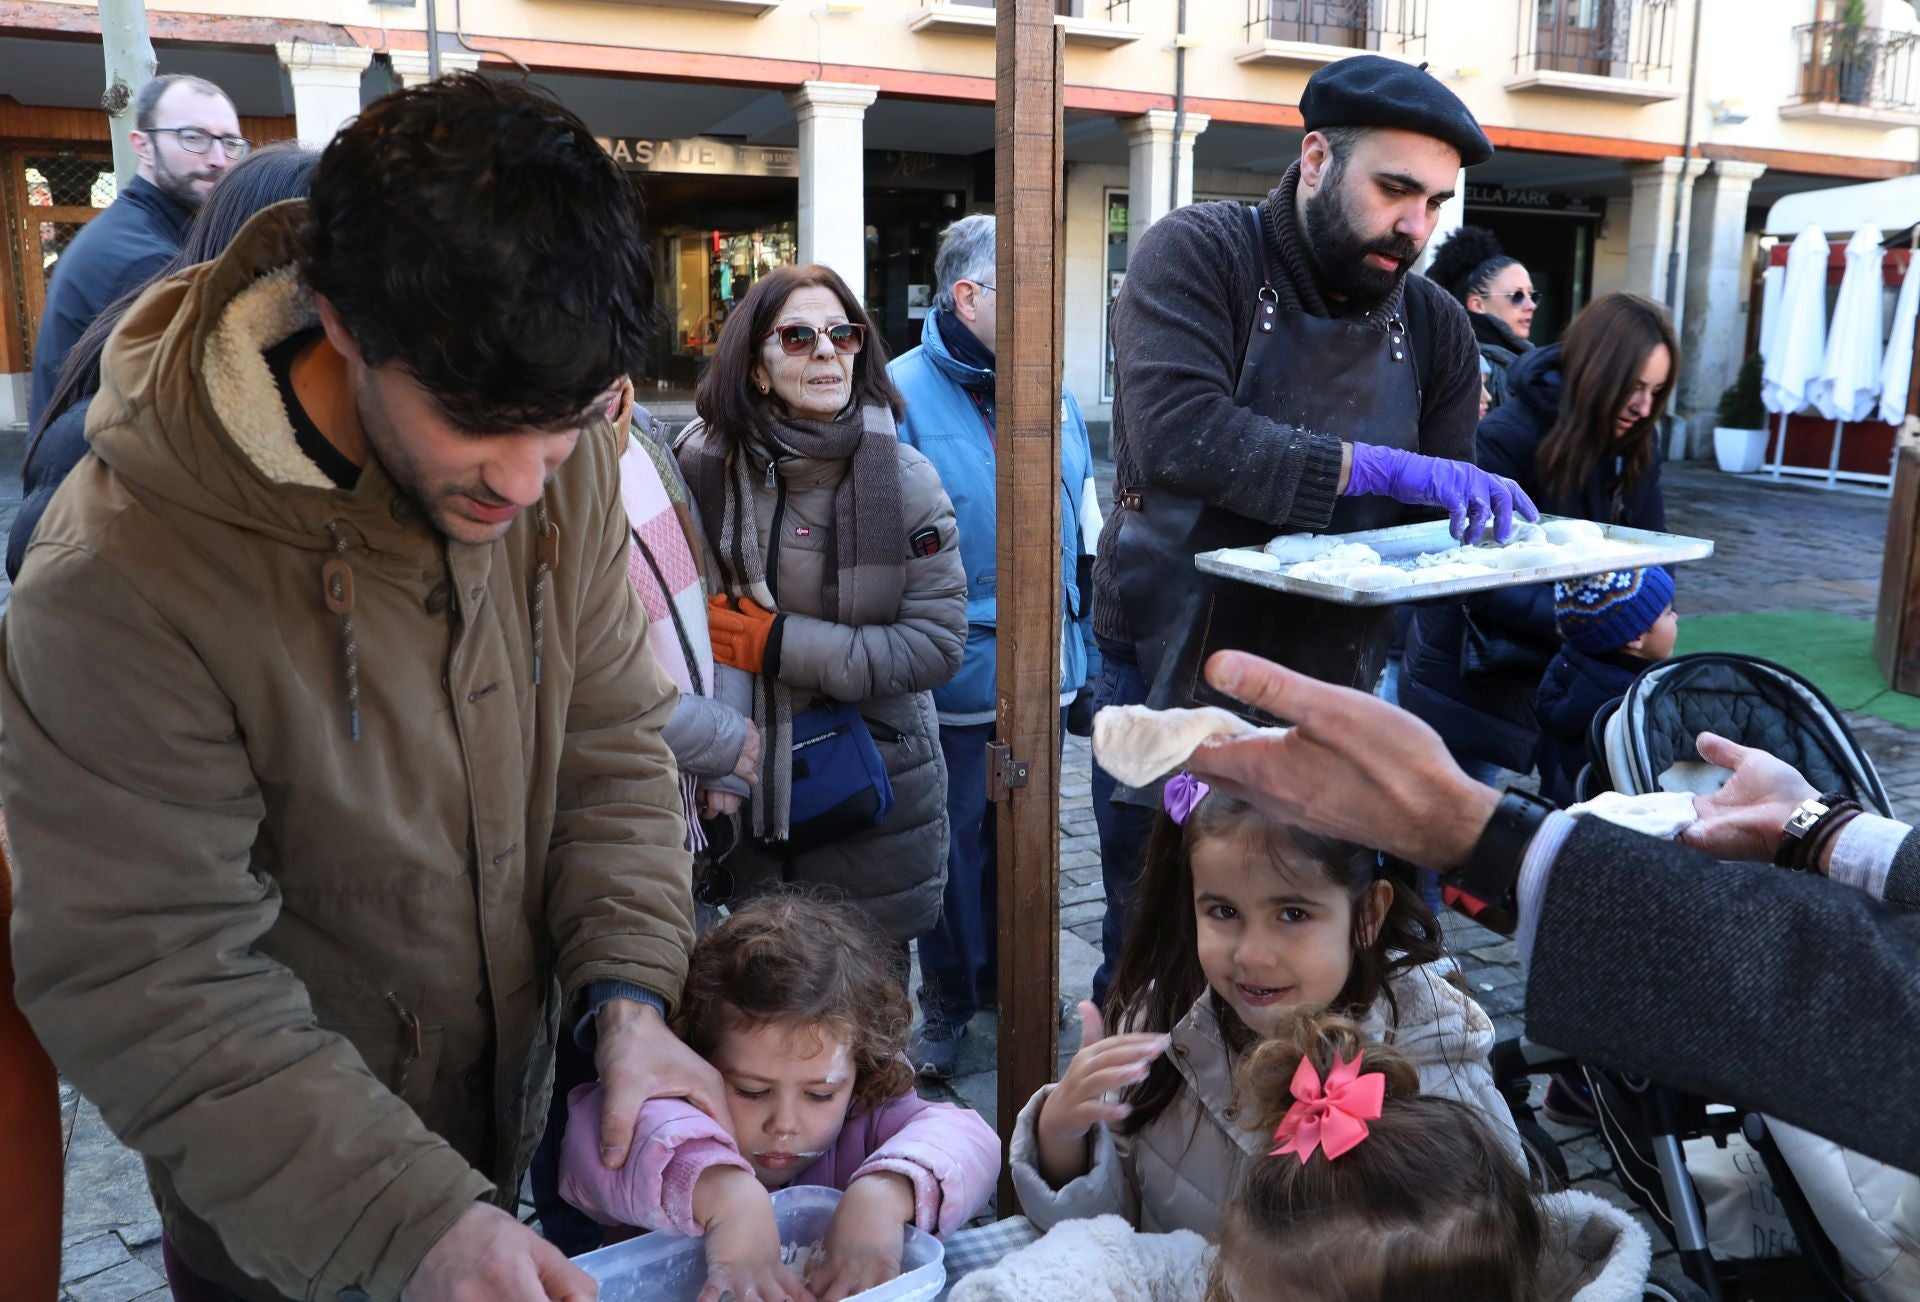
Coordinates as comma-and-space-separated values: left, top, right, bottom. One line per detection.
1879, 249, 1920, 428
1762, 226, 1830, 478
1759, 263, 1786, 363
1811, 225, 1886, 486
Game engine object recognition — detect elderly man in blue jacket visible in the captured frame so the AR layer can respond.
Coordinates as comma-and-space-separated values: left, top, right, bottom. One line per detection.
891, 213, 1101, 1078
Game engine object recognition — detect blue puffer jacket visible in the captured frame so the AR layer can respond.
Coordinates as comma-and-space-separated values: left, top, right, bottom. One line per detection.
1534, 643, 1650, 806
891, 309, 1100, 724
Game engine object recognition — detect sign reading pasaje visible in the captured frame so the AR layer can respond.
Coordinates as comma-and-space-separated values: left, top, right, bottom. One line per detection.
596, 136, 799, 177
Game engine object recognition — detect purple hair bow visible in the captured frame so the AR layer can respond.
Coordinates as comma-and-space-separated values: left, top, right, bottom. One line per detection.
1164, 772, 1210, 825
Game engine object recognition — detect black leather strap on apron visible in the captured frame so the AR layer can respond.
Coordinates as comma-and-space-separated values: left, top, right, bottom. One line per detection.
1110, 204, 1425, 779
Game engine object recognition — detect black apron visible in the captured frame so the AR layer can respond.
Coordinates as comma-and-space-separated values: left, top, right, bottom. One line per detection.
1113, 205, 1424, 739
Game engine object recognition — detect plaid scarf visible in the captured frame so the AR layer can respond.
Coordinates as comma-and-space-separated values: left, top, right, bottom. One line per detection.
681, 402, 906, 841
620, 429, 716, 853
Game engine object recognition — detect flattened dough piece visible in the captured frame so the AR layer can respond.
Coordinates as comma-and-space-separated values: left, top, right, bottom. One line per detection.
1093, 704, 1262, 788
1566, 790, 1699, 840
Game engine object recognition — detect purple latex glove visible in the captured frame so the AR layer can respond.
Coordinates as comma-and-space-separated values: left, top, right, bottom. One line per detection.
1342, 444, 1540, 544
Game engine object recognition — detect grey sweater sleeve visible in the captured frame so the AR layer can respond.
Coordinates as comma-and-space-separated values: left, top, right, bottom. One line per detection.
660, 692, 748, 780
1110, 205, 1343, 531
1526, 818, 1920, 1174
1006, 1084, 1139, 1231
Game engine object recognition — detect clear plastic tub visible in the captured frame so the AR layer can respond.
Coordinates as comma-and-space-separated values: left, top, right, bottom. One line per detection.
573, 1184, 947, 1302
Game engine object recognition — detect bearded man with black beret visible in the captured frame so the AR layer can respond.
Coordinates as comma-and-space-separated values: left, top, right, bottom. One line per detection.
1086, 55, 1533, 1005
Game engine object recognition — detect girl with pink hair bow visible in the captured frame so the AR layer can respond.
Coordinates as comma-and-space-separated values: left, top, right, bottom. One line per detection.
951, 1013, 1655, 1302
1005, 777, 1520, 1242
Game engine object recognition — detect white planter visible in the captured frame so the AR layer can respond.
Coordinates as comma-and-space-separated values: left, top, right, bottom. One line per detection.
1713, 425, 1770, 474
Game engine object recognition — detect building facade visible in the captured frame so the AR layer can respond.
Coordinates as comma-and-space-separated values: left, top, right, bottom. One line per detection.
3, 0, 1917, 447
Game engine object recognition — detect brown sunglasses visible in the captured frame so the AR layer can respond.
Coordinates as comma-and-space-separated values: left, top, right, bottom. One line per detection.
765, 322, 867, 356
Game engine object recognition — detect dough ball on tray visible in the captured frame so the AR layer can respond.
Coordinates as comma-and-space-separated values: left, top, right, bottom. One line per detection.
1541, 518, 1607, 546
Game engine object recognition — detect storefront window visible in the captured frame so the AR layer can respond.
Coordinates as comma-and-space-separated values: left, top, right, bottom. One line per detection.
650, 222, 797, 397
609, 141, 977, 400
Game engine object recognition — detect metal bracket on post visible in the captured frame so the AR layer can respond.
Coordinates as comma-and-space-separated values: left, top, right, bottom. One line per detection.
985, 741, 1030, 803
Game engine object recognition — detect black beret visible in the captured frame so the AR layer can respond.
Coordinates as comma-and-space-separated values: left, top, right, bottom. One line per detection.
1300, 55, 1494, 168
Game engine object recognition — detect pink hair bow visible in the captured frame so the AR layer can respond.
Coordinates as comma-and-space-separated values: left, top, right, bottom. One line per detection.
1269, 1051, 1385, 1164
1163, 773, 1210, 825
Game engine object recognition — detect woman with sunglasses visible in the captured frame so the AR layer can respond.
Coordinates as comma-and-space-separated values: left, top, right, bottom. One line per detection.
1399, 291, 1678, 816
674, 264, 967, 957
1426, 226, 1537, 412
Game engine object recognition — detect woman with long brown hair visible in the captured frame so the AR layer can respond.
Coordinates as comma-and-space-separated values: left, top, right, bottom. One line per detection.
674, 264, 967, 953
1399, 292, 1677, 792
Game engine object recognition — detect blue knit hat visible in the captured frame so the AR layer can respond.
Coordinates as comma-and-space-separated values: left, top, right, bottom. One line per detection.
1554, 567, 1675, 654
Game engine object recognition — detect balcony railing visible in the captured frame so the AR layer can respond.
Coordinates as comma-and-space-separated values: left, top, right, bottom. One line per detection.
918, 0, 1140, 45
1790, 20, 1920, 115
1515, 0, 1675, 84
951, 0, 1116, 14
1242, 0, 1426, 55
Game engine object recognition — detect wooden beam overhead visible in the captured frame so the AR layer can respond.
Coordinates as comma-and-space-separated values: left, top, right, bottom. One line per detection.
992, 0, 1064, 1215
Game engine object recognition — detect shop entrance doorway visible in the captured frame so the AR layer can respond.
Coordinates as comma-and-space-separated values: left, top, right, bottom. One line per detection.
865, 186, 967, 360
1466, 204, 1600, 346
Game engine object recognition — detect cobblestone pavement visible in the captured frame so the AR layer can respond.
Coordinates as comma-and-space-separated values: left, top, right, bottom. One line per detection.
52, 463, 1919, 1296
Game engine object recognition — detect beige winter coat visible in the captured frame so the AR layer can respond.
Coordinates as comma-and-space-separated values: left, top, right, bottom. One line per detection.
0, 203, 694, 1301
674, 418, 966, 940
1008, 964, 1522, 1238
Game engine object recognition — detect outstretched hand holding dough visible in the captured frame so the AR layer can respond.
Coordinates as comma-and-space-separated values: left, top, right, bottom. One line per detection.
1093, 704, 1287, 788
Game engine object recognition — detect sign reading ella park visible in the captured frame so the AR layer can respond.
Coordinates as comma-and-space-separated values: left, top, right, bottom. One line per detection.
597, 136, 800, 178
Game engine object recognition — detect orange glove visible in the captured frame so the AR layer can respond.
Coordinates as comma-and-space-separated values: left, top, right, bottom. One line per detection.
708, 593, 781, 674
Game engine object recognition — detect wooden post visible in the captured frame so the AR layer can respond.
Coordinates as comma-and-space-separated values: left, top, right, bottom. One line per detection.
100, 0, 157, 188
992, 0, 1064, 1213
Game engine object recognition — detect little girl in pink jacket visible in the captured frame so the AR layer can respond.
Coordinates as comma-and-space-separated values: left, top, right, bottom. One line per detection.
560, 893, 999, 1302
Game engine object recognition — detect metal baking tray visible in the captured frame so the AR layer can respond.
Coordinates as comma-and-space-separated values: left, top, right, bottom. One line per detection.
1194, 516, 1715, 608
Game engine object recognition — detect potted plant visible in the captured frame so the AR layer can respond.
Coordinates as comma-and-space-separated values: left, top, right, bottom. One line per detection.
1714, 353, 1770, 474
1834, 0, 1879, 106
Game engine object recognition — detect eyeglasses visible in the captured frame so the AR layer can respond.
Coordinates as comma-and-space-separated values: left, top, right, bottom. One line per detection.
765, 322, 867, 357
146, 127, 252, 159
1503, 289, 1542, 307
965, 280, 997, 294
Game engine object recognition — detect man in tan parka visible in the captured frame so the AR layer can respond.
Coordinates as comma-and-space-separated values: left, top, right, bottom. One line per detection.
1, 76, 718, 1302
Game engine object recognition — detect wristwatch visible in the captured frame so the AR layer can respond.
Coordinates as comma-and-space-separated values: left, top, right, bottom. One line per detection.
1775, 791, 1861, 872
1440, 788, 1557, 936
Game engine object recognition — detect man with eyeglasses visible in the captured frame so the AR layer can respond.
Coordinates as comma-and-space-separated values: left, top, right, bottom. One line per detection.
27, 73, 245, 428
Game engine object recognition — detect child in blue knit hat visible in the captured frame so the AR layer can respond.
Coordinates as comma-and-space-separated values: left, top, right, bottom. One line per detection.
1533, 567, 1678, 808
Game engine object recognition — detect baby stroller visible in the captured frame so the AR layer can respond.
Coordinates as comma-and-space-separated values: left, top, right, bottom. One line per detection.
1576, 652, 1891, 811
1506, 653, 1889, 1301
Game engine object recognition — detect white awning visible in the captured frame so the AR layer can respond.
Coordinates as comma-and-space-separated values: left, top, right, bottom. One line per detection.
1765, 175, 1920, 237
